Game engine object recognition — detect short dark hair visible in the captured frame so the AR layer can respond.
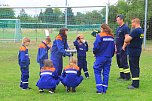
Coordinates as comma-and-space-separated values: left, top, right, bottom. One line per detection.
116, 14, 125, 20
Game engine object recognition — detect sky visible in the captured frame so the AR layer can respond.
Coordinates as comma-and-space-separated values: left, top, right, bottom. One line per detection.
0, 0, 118, 7
0, 0, 118, 16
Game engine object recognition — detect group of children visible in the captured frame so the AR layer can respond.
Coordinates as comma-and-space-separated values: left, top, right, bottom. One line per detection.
18, 33, 89, 93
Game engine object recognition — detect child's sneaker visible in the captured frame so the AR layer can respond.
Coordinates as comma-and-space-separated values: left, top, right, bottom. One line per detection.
72, 88, 76, 92
66, 87, 70, 92
39, 89, 44, 93
49, 89, 55, 94
96, 91, 102, 94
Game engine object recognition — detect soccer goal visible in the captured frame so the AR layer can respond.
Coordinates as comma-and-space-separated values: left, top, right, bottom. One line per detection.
0, 19, 22, 42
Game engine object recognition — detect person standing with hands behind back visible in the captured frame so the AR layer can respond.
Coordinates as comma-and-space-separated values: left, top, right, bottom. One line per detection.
73, 34, 89, 78
125, 18, 144, 89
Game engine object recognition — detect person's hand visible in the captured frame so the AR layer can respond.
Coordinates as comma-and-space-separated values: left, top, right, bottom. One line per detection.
83, 40, 86, 43
122, 46, 125, 51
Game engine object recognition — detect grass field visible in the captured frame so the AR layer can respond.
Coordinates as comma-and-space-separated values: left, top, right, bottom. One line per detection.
0, 32, 152, 101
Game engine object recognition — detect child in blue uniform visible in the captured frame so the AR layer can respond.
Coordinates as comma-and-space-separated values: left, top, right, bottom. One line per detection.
51, 28, 71, 76
36, 59, 59, 94
60, 57, 83, 92
37, 37, 51, 69
18, 37, 31, 90
73, 34, 89, 78
93, 24, 115, 94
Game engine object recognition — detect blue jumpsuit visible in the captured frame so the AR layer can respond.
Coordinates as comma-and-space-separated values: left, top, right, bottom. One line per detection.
36, 67, 59, 90
73, 40, 89, 78
37, 41, 50, 69
18, 45, 30, 89
51, 34, 70, 75
93, 32, 115, 93
116, 24, 131, 80
60, 64, 83, 88
128, 28, 144, 88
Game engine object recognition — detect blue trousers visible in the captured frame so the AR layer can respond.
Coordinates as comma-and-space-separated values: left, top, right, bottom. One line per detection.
20, 66, 29, 89
52, 57, 63, 76
78, 57, 89, 77
93, 57, 111, 93
129, 56, 140, 88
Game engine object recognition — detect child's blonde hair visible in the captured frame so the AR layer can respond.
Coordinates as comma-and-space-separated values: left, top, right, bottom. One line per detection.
69, 57, 77, 66
77, 34, 84, 39
22, 37, 30, 44
43, 59, 53, 67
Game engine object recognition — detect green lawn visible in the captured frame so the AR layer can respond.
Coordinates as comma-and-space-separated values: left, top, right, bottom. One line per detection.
0, 33, 152, 101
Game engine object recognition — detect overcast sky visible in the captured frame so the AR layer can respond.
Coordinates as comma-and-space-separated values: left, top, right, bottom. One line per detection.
0, 0, 118, 16
0, 0, 118, 7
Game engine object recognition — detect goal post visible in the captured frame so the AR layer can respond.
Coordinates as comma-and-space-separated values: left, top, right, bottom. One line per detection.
0, 19, 22, 42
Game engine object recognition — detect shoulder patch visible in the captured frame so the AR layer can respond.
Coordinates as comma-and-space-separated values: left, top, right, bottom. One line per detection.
56, 35, 62, 40
19, 46, 26, 51
39, 43, 46, 48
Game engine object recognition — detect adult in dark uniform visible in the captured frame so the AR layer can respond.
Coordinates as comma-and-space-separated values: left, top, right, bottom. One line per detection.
125, 18, 144, 89
116, 14, 131, 80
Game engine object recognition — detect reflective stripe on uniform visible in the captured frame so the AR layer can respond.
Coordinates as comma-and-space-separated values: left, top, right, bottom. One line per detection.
119, 68, 123, 72
102, 84, 108, 87
96, 84, 103, 86
22, 82, 28, 84
65, 71, 77, 74
84, 71, 88, 73
132, 77, 139, 80
40, 72, 52, 75
123, 68, 130, 73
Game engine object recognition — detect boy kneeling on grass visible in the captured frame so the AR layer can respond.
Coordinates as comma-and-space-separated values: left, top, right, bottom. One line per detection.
36, 59, 59, 94
60, 57, 83, 92
18, 37, 31, 90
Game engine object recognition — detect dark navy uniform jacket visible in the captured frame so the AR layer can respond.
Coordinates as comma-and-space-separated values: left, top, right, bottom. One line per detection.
18, 45, 30, 67
116, 24, 130, 52
128, 28, 144, 56
73, 40, 88, 57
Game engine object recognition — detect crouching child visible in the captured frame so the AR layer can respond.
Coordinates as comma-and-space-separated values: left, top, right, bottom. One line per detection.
60, 57, 83, 92
36, 59, 59, 94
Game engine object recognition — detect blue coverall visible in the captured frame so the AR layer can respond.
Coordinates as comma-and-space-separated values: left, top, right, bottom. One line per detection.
93, 32, 115, 93
60, 64, 83, 88
36, 67, 59, 90
73, 40, 89, 78
18, 45, 30, 89
51, 34, 70, 75
37, 41, 50, 69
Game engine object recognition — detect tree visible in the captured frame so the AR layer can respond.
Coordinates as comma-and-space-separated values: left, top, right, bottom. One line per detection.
53, 8, 62, 23
38, 9, 44, 23
44, 8, 54, 23
66, 7, 75, 24
0, 8, 15, 19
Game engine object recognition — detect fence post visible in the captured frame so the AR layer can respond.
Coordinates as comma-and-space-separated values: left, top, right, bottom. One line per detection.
144, 0, 148, 49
